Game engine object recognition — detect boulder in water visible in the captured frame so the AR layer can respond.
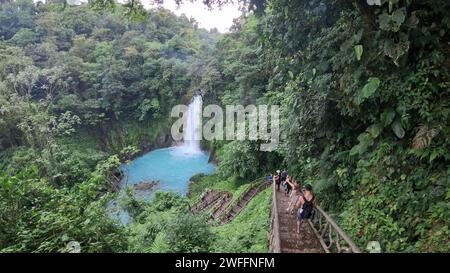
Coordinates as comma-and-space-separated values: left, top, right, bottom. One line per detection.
133, 180, 159, 191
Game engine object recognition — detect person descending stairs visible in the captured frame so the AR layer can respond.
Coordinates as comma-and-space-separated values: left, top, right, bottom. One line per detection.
269, 169, 361, 253
275, 182, 324, 253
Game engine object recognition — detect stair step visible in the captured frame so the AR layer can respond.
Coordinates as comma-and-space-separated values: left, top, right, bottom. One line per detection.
279, 226, 295, 233
281, 247, 323, 253
275, 187, 324, 252
279, 232, 302, 238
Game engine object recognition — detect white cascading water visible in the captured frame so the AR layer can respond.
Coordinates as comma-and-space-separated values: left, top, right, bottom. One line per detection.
181, 95, 202, 154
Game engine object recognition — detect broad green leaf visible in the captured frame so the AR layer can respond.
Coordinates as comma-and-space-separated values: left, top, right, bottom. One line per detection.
430, 151, 439, 162
353, 95, 363, 106
350, 133, 373, 155
379, 13, 391, 31
363, 77, 380, 97
288, 71, 294, 79
392, 8, 406, 28
381, 109, 396, 127
354, 77, 381, 105
361, 77, 381, 99
368, 123, 382, 138
391, 119, 405, 139
354, 29, 364, 43
379, 8, 406, 32
349, 145, 360, 156
354, 44, 363, 61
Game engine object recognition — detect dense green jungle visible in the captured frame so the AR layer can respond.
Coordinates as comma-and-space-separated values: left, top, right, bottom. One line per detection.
0, 0, 448, 253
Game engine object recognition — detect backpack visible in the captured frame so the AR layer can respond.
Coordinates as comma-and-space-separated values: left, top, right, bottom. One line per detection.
300, 195, 315, 219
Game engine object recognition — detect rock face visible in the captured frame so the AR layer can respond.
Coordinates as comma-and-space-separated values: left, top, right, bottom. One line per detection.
138, 139, 152, 153
156, 132, 172, 147
207, 147, 217, 164
138, 132, 173, 154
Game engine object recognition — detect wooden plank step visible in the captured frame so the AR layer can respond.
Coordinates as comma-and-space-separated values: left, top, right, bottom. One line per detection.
281, 247, 323, 253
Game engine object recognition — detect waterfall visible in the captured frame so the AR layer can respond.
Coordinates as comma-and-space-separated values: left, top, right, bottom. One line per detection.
182, 95, 202, 154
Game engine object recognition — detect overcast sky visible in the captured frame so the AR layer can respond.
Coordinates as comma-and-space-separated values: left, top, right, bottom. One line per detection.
144, 1, 242, 32
60, 0, 242, 33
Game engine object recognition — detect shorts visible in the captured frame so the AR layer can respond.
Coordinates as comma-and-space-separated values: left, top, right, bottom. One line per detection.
296, 208, 304, 221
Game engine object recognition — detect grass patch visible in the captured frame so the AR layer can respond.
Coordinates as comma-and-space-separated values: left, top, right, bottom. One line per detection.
211, 188, 271, 253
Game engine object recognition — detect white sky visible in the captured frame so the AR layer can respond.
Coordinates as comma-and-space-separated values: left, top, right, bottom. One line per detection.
144, 1, 242, 33
61, 0, 242, 33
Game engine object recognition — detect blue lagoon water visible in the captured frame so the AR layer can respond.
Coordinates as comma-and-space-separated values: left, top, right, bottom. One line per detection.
110, 95, 211, 223
120, 146, 216, 198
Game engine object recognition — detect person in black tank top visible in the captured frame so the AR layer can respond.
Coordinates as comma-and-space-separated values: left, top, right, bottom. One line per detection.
295, 184, 317, 234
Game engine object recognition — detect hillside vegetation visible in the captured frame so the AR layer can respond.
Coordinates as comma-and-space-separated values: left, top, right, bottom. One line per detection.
0, 0, 449, 253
